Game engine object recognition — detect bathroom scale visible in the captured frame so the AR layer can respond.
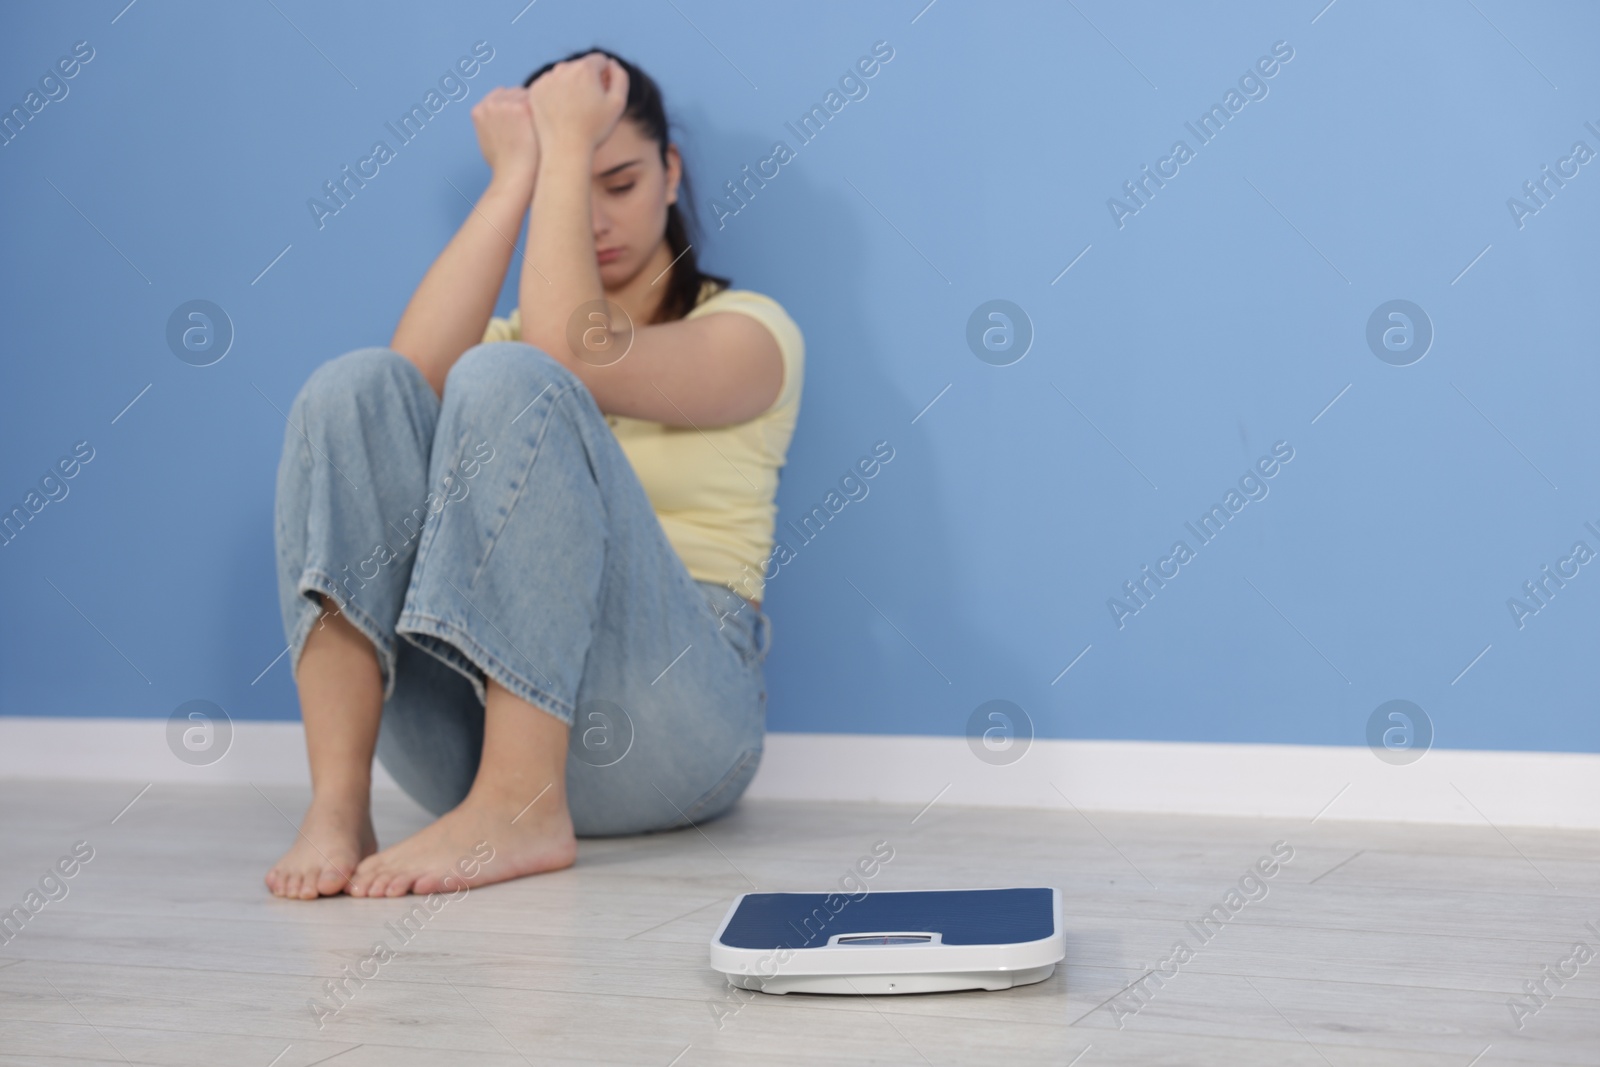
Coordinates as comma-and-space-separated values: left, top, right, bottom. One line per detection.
709, 887, 1064, 995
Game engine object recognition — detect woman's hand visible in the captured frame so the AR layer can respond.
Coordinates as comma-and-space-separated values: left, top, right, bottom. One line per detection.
527, 52, 629, 152
471, 86, 540, 188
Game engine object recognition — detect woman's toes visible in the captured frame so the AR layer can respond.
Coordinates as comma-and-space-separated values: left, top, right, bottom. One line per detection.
316, 862, 351, 897
350, 860, 381, 897
350, 867, 377, 897
266, 802, 375, 900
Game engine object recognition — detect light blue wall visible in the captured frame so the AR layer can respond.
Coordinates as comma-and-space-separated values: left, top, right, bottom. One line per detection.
3, 1, 1596, 754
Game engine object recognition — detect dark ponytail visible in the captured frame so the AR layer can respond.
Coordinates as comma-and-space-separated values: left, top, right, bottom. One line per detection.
524, 49, 729, 324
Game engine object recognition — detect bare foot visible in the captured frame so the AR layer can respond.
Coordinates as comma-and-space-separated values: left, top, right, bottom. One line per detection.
348, 790, 576, 898
264, 797, 377, 899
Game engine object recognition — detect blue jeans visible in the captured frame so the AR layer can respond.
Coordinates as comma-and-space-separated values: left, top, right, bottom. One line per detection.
274, 344, 770, 836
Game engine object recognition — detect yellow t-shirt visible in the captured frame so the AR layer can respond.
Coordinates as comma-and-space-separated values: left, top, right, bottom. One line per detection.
482, 282, 804, 604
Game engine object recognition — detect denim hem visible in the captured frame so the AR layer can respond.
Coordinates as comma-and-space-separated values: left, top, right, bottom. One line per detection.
294, 569, 399, 700
396, 625, 488, 707
395, 610, 576, 727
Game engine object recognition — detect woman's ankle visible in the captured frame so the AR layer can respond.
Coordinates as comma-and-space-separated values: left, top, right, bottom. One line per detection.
466, 778, 569, 823
306, 779, 373, 812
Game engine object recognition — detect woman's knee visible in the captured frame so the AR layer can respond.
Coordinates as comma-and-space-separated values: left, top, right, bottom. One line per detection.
291, 347, 425, 424
443, 342, 584, 416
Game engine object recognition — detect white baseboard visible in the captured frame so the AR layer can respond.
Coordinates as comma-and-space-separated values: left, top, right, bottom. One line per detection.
743, 733, 1600, 830
0, 717, 407, 792
2, 718, 1595, 828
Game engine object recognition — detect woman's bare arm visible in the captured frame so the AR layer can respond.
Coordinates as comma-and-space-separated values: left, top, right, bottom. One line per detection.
391, 87, 540, 395
517, 55, 783, 428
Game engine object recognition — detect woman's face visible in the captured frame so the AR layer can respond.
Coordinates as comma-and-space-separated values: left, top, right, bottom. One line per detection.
589, 118, 681, 290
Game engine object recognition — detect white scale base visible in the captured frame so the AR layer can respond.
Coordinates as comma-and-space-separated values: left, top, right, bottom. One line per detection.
727, 962, 1059, 996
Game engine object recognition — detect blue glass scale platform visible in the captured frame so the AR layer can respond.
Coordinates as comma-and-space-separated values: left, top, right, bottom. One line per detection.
709, 887, 1064, 995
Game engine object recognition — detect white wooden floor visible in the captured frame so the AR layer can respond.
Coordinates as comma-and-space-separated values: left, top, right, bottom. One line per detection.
0, 779, 1596, 1066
